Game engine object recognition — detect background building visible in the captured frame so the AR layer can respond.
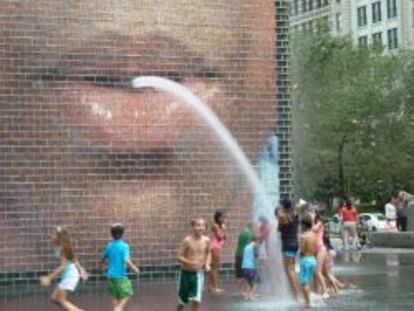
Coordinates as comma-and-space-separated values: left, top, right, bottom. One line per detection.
352, 0, 414, 49
289, 0, 414, 50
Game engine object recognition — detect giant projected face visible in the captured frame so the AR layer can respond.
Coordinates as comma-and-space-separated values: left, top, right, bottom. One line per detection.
0, 1, 277, 272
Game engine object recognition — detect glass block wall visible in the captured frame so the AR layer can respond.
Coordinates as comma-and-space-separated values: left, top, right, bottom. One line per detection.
0, 0, 282, 285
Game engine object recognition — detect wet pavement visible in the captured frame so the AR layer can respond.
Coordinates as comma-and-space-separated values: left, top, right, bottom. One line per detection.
2, 249, 414, 310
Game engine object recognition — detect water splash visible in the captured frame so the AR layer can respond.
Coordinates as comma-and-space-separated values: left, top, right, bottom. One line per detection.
131, 76, 293, 302
131, 76, 272, 214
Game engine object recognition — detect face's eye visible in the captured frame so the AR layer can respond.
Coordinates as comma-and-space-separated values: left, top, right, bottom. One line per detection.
82, 76, 130, 89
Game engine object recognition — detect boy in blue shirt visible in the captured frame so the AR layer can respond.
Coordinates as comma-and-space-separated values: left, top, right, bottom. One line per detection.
101, 223, 140, 311
241, 235, 260, 300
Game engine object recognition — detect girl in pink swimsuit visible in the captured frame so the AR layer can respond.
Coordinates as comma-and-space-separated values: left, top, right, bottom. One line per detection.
208, 210, 226, 292
312, 210, 329, 299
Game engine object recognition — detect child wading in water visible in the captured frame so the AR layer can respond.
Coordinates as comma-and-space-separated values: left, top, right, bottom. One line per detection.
276, 198, 300, 300
234, 223, 254, 297
241, 235, 260, 301
101, 223, 140, 311
40, 226, 88, 311
177, 217, 211, 311
208, 210, 226, 293
322, 223, 345, 294
299, 214, 318, 309
311, 209, 330, 299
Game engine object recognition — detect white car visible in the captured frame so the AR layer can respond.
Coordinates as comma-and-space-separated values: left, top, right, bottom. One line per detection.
327, 214, 342, 235
358, 213, 389, 232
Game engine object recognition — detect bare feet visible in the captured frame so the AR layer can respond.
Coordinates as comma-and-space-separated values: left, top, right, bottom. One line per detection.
321, 292, 330, 299
208, 288, 224, 294
248, 295, 257, 301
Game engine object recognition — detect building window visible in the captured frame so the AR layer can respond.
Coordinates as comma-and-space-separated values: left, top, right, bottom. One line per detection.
302, 0, 307, 13
316, 0, 329, 9
308, 20, 314, 33
358, 36, 368, 48
302, 23, 307, 32
336, 13, 342, 31
372, 32, 383, 46
388, 28, 398, 49
372, 1, 382, 23
357, 6, 367, 26
387, 0, 397, 18
293, 0, 299, 16
309, 0, 314, 11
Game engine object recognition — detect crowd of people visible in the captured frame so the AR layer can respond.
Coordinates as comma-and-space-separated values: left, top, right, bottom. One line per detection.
39, 190, 414, 310
337, 190, 413, 252
40, 198, 352, 311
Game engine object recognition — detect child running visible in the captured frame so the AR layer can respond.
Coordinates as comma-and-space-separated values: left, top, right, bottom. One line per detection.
40, 226, 88, 311
101, 223, 140, 311
177, 217, 211, 311
299, 214, 318, 309
241, 235, 260, 301
235, 222, 254, 297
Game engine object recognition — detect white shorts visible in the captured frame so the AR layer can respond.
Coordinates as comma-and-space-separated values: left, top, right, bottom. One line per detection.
58, 276, 80, 292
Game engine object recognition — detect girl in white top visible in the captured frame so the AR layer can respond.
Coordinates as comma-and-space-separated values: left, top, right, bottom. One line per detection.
40, 226, 88, 311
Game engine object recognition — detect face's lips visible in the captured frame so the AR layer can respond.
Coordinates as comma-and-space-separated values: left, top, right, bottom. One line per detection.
30, 34, 225, 152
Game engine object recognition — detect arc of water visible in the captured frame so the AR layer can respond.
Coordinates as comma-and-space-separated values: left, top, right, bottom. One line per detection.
131, 76, 295, 303
131, 76, 272, 215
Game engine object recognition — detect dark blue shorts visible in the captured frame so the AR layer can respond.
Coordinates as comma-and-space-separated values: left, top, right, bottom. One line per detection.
242, 268, 257, 287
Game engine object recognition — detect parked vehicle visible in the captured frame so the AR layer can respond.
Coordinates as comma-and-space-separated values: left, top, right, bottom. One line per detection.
358, 213, 389, 232
327, 214, 342, 235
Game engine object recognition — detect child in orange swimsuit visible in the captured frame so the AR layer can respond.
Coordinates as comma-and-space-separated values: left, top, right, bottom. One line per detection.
312, 209, 329, 299
208, 210, 226, 292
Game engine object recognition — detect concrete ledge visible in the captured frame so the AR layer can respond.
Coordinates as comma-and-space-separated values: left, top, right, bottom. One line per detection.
370, 232, 414, 248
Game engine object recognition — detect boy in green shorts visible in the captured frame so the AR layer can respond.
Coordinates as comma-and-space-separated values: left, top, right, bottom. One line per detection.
177, 217, 211, 311
101, 223, 140, 311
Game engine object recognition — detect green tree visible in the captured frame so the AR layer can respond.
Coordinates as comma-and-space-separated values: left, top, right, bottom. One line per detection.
291, 32, 413, 209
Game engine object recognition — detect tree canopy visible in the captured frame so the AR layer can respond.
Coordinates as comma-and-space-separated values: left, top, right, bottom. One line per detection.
291, 32, 414, 209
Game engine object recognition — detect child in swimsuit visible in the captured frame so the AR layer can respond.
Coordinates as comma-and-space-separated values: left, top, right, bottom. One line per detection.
322, 224, 345, 294
208, 210, 226, 292
276, 198, 300, 300
299, 213, 318, 309
312, 209, 329, 299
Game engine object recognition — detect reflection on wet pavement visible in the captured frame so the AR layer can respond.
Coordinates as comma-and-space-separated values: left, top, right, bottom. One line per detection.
2, 250, 414, 310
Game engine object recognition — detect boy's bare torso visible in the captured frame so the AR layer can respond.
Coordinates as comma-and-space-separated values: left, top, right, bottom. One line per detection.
300, 231, 317, 257
179, 235, 210, 271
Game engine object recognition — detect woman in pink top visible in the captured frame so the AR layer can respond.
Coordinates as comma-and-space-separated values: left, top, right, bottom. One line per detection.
311, 209, 329, 299
339, 199, 359, 251
208, 210, 226, 292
